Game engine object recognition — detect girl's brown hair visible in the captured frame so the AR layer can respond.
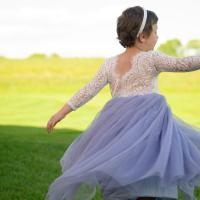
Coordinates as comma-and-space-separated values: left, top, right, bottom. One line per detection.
116, 6, 158, 48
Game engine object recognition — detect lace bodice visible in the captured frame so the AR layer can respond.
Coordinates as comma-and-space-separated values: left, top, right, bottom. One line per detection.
67, 50, 200, 111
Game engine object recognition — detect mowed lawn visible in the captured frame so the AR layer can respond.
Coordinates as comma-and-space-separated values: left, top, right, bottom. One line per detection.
0, 56, 200, 200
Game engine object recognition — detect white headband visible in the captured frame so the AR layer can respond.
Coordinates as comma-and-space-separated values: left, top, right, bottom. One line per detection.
136, 7, 147, 38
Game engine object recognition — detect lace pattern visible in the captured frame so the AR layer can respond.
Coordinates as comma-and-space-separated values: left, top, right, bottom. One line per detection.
67, 50, 200, 111
67, 58, 109, 111
151, 50, 200, 72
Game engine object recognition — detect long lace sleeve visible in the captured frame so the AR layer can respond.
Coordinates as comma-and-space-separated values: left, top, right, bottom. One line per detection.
151, 50, 200, 73
66, 58, 109, 111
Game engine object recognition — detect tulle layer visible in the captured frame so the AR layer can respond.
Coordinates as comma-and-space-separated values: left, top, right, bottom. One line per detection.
45, 92, 200, 200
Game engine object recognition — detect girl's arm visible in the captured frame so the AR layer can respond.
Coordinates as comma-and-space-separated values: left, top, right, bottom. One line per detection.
66, 58, 109, 111
150, 50, 200, 73
46, 59, 109, 133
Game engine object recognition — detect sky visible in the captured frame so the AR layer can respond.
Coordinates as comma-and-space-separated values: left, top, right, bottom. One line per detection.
0, 0, 200, 58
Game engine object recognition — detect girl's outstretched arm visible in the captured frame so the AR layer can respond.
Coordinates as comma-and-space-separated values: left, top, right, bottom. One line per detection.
46, 58, 109, 133
46, 105, 71, 133
66, 58, 109, 111
150, 50, 200, 73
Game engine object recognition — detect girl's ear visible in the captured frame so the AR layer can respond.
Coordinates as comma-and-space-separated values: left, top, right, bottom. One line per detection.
138, 32, 146, 43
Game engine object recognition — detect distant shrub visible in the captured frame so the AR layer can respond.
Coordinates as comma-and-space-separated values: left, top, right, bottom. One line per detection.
50, 53, 61, 59
28, 53, 47, 59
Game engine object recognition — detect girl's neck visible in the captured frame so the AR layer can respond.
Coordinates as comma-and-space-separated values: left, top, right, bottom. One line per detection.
124, 45, 147, 56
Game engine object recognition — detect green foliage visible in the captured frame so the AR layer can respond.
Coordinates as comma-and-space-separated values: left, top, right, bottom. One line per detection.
27, 53, 48, 59
186, 39, 200, 49
50, 53, 61, 59
185, 39, 200, 55
157, 38, 200, 57
157, 38, 184, 56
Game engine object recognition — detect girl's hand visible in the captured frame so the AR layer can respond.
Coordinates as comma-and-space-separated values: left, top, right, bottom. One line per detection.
46, 111, 66, 134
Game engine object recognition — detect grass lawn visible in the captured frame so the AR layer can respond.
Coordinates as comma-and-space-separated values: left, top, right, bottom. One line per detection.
0, 56, 200, 199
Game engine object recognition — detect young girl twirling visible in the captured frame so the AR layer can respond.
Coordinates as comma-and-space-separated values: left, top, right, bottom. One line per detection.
46, 6, 200, 200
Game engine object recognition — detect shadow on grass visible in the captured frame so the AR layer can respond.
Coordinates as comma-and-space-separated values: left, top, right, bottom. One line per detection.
0, 125, 199, 200
0, 125, 102, 200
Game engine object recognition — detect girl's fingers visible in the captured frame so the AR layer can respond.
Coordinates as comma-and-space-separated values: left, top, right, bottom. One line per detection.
47, 121, 51, 133
47, 121, 55, 133
46, 115, 59, 134
49, 123, 53, 132
47, 121, 53, 133
47, 125, 51, 133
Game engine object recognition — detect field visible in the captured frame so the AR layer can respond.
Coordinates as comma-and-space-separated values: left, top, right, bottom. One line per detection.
0, 56, 200, 199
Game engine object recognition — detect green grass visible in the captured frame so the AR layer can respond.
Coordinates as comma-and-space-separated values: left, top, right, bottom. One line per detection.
0, 56, 200, 199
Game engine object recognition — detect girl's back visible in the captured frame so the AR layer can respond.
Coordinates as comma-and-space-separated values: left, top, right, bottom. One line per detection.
67, 50, 200, 111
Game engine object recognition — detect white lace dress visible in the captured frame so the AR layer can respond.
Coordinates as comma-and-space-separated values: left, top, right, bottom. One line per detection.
67, 50, 200, 111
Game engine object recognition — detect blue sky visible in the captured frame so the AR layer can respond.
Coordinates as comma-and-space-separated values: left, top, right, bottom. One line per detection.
0, 0, 200, 58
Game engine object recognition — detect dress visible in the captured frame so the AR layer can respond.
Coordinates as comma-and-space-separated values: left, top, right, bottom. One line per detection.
45, 50, 200, 200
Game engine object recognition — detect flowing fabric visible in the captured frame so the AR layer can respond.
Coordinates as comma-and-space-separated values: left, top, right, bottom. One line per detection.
45, 93, 200, 200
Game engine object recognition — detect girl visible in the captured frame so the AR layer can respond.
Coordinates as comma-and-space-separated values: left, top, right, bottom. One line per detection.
45, 6, 200, 200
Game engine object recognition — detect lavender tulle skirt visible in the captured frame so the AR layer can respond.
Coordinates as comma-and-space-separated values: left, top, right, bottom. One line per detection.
45, 92, 200, 200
